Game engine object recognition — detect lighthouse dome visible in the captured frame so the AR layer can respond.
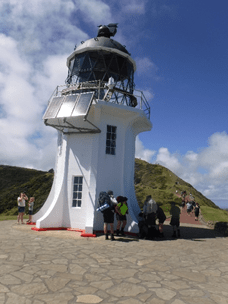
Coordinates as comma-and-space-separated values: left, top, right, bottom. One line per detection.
74, 36, 130, 56
66, 34, 136, 85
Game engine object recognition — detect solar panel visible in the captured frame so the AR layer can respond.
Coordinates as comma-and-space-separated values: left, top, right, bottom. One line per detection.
72, 92, 94, 117
43, 96, 64, 119
57, 94, 79, 118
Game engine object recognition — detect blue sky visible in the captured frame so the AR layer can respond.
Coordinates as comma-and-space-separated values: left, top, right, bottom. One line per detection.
0, 0, 227, 208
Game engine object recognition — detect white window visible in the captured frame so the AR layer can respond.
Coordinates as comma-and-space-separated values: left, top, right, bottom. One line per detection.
72, 176, 83, 207
106, 125, 117, 155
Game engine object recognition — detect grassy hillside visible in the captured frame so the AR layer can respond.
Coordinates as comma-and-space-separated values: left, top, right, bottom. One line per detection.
134, 158, 219, 210
0, 165, 53, 215
0, 160, 227, 223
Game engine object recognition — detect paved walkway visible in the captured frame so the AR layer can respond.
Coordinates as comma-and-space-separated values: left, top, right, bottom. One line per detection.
0, 220, 228, 304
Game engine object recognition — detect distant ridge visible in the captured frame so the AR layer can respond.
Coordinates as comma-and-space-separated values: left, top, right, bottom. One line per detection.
0, 159, 219, 215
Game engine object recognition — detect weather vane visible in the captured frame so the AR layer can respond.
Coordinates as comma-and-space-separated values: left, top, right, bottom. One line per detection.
97, 23, 118, 38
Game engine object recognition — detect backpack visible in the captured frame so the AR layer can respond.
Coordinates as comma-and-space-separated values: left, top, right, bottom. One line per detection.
97, 191, 112, 213
145, 199, 157, 215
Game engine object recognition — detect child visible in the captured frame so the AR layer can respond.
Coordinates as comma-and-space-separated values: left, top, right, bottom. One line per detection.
169, 201, 181, 238
27, 197, 35, 224
115, 196, 128, 236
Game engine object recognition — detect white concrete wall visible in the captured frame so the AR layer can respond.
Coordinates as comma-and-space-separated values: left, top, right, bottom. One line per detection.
35, 100, 152, 233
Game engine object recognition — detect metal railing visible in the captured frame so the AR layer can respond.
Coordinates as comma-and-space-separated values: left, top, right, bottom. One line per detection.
48, 80, 151, 119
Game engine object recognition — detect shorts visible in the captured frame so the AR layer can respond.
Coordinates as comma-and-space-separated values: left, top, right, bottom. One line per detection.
18, 207, 25, 213
103, 209, 114, 224
28, 210, 33, 215
187, 208, 191, 213
170, 217, 180, 227
116, 214, 127, 221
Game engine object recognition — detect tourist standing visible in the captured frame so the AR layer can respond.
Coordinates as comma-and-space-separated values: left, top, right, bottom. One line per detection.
27, 197, 35, 224
115, 196, 128, 236
169, 201, 181, 238
17, 192, 28, 224
194, 202, 200, 221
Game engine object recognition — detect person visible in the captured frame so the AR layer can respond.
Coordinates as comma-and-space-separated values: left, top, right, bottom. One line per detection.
186, 202, 192, 215
115, 196, 128, 236
17, 192, 28, 224
156, 205, 166, 238
102, 190, 116, 241
194, 202, 200, 221
169, 201, 181, 238
27, 197, 35, 224
143, 195, 158, 239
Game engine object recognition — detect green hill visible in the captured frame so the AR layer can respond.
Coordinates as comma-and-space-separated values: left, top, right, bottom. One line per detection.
134, 158, 219, 210
0, 159, 223, 221
0, 165, 53, 215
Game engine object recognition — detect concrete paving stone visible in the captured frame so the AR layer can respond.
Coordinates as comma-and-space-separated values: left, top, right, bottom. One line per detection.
34, 292, 75, 304
179, 289, 205, 297
5, 293, 32, 304
171, 300, 186, 304
44, 277, 70, 292
76, 295, 103, 303
0, 283, 9, 292
0, 264, 21, 275
0, 274, 21, 285
12, 271, 34, 283
10, 282, 48, 296
90, 280, 114, 290
149, 288, 176, 300
172, 270, 206, 282
138, 273, 162, 282
146, 298, 165, 304
117, 298, 143, 304
106, 282, 146, 297
161, 279, 190, 290
0, 221, 228, 303
210, 294, 228, 304
137, 292, 153, 302
106, 268, 138, 279
180, 297, 215, 304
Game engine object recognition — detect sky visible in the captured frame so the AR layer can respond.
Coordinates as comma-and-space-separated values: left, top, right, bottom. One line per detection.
0, 0, 227, 208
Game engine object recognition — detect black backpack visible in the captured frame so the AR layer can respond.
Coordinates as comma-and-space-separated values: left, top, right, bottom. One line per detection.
98, 191, 112, 212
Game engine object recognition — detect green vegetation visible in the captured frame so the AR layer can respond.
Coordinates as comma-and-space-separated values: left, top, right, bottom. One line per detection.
0, 165, 54, 215
1, 159, 228, 223
201, 206, 228, 222
134, 158, 219, 214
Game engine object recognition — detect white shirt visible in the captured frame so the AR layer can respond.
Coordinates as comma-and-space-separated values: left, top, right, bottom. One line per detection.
17, 197, 25, 207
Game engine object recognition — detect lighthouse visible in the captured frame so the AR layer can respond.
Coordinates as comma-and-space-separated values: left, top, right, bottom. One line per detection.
33, 24, 152, 234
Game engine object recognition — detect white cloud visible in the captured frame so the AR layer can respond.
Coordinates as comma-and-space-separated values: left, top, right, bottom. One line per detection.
135, 137, 156, 163
154, 132, 228, 200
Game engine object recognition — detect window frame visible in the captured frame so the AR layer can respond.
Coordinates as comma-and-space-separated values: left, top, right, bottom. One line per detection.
72, 176, 83, 208
106, 125, 117, 155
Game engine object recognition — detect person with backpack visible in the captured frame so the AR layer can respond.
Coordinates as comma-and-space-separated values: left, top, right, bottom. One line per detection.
115, 196, 128, 236
156, 205, 166, 238
97, 190, 116, 241
169, 201, 181, 238
143, 195, 158, 239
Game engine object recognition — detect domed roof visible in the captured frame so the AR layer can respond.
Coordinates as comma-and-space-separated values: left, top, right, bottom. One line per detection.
75, 36, 130, 55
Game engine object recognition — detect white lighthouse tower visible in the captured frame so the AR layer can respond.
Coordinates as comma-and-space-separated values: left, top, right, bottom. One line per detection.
33, 24, 152, 235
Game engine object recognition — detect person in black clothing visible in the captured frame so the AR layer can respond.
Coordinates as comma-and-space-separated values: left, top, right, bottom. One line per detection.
194, 202, 200, 221
156, 206, 166, 238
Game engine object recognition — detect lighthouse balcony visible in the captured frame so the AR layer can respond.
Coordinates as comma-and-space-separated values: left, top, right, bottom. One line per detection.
43, 80, 150, 134
53, 80, 150, 118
